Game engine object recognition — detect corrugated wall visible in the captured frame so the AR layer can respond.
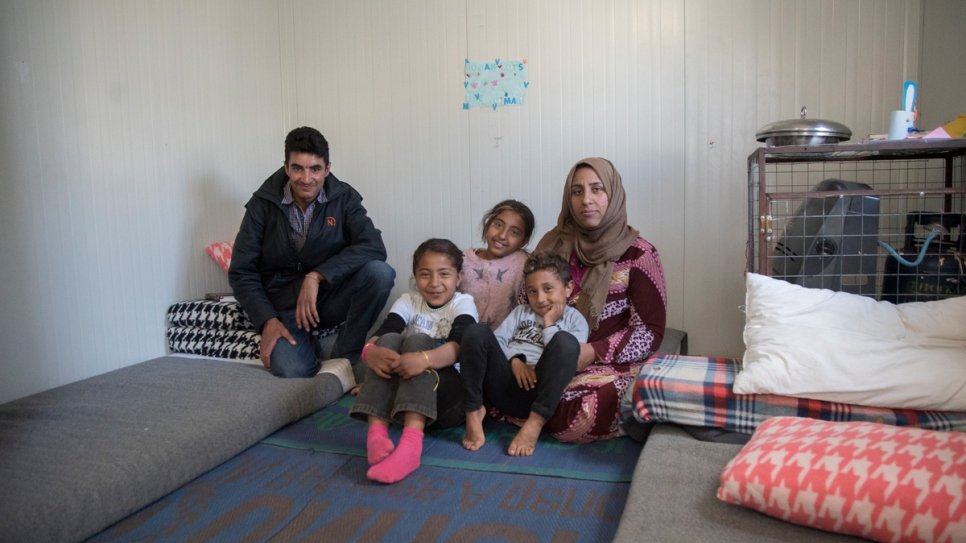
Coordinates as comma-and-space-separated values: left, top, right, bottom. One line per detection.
0, 0, 923, 403
682, 0, 921, 359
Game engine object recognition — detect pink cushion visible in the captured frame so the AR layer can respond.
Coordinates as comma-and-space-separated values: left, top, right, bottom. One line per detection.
717, 416, 966, 542
205, 241, 233, 273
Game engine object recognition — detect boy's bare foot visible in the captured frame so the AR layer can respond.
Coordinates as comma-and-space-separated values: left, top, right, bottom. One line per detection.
462, 406, 487, 451
508, 413, 546, 456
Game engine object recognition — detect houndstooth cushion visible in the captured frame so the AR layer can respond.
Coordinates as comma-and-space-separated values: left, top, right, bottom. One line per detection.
166, 300, 255, 331
718, 416, 966, 542
165, 299, 343, 360
166, 326, 261, 360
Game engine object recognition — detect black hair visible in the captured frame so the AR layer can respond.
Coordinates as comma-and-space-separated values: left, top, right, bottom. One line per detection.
523, 251, 571, 284
412, 238, 463, 274
284, 126, 330, 165
480, 199, 536, 246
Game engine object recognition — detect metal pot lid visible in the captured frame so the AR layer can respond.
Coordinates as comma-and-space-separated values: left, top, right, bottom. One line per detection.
756, 106, 852, 142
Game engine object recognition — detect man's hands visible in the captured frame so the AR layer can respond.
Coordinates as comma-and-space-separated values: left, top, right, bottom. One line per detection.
296, 272, 324, 330
259, 317, 296, 369
511, 357, 536, 391
259, 273, 327, 370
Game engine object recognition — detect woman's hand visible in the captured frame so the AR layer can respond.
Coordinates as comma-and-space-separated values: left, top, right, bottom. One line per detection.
576, 343, 597, 371
511, 357, 537, 390
365, 345, 399, 379
395, 351, 432, 379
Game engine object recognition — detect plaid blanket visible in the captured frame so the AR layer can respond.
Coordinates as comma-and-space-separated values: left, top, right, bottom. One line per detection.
625, 354, 966, 434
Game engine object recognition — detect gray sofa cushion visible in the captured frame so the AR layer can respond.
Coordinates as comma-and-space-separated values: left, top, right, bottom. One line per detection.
613, 424, 863, 542
0, 356, 344, 543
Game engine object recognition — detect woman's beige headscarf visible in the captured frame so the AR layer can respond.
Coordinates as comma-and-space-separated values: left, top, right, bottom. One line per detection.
536, 157, 639, 329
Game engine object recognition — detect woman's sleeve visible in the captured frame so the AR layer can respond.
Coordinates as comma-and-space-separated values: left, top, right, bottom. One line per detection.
590, 247, 667, 365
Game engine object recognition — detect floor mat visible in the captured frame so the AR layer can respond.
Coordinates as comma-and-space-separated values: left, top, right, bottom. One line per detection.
89, 445, 629, 543
262, 395, 643, 482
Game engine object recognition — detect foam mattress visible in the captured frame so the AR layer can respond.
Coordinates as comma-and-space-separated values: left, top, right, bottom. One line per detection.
0, 356, 344, 543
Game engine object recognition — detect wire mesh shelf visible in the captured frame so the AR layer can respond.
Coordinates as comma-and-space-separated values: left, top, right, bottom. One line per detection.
747, 140, 966, 303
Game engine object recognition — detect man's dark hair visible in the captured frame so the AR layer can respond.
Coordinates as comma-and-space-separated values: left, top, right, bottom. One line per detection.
412, 238, 464, 274
284, 126, 330, 165
523, 251, 571, 284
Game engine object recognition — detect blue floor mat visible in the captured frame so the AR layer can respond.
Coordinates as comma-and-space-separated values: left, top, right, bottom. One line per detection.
262, 395, 643, 482
89, 445, 629, 543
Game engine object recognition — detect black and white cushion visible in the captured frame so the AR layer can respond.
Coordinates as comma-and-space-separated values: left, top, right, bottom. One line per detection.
166, 300, 254, 331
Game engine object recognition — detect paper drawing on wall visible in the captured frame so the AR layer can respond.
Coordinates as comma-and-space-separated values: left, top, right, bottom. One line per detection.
463, 58, 529, 111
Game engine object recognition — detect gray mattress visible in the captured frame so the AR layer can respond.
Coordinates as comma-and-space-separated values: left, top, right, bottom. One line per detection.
0, 356, 344, 543
613, 424, 864, 542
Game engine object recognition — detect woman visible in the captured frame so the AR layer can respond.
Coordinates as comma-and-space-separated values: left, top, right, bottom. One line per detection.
535, 157, 667, 442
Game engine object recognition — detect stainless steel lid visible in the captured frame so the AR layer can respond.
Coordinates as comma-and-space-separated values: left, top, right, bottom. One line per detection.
756, 106, 852, 145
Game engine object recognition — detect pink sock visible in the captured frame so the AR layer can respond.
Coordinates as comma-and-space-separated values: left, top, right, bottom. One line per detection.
366, 424, 395, 466
367, 427, 423, 483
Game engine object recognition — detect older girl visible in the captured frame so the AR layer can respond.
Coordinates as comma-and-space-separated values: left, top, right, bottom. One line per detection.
460, 199, 535, 329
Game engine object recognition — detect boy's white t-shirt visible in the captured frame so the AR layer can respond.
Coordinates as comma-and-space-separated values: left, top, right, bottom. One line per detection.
388, 292, 479, 340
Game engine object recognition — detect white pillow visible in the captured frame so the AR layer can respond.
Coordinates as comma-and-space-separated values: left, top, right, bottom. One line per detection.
735, 273, 966, 411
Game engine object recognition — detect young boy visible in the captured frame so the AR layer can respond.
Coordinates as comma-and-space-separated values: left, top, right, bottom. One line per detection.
459, 251, 589, 456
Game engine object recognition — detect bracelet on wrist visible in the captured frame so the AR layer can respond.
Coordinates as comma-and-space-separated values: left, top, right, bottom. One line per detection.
361, 342, 375, 362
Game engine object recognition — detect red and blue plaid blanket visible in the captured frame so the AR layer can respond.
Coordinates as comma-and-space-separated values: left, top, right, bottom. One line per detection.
626, 354, 966, 434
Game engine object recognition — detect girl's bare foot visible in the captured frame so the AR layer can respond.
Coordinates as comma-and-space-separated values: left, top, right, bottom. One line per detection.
462, 406, 487, 451
508, 412, 546, 456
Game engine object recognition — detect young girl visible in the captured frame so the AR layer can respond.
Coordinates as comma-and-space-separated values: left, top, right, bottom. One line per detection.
460, 252, 588, 456
349, 238, 478, 483
460, 200, 535, 329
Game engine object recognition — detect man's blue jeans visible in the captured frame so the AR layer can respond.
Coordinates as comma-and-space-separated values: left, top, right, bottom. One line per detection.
269, 260, 395, 378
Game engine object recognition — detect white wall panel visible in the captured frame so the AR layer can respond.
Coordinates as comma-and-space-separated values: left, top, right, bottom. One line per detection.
463, 0, 687, 337
276, 0, 473, 294
0, 0, 285, 402
0, 0, 940, 402
919, 0, 966, 130
682, 0, 921, 356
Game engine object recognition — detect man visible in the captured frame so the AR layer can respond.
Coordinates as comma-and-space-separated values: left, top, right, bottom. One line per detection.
230, 126, 395, 378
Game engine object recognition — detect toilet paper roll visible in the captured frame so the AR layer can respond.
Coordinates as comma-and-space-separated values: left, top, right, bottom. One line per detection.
888, 110, 915, 140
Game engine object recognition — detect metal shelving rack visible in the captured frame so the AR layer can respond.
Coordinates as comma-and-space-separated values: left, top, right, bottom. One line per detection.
747, 139, 966, 301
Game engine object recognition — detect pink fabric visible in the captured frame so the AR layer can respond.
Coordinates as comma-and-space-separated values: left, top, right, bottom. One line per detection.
367, 427, 424, 484
366, 423, 394, 465
205, 241, 233, 273
718, 417, 966, 542
459, 248, 528, 329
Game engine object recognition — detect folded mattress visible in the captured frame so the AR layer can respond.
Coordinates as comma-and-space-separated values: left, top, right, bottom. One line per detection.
0, 356, 344, 543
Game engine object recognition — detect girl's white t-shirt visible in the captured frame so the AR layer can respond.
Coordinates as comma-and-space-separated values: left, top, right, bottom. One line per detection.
388, 292, 479, 340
